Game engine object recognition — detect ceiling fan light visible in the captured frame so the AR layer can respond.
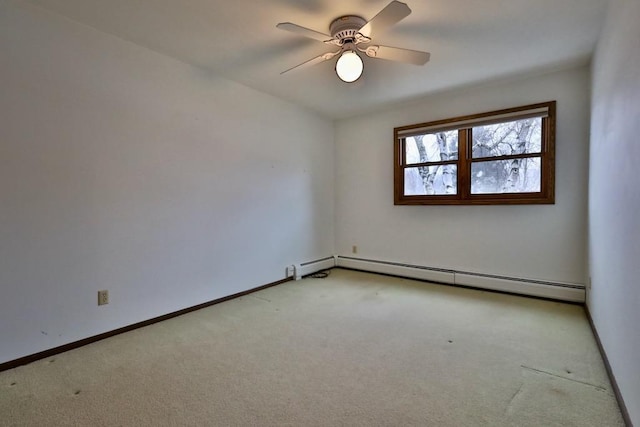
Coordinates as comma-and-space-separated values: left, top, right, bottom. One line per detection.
335, 50, 363, 83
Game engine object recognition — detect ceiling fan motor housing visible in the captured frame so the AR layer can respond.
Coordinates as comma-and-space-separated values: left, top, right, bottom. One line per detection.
329, 16, 367, 43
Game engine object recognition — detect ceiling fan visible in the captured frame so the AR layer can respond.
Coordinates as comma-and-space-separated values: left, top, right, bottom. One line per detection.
276, 0, 430, 83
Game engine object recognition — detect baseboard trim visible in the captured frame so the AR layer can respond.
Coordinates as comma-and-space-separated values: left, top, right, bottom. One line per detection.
0, 277, 292, 373
584, 306, 633, 427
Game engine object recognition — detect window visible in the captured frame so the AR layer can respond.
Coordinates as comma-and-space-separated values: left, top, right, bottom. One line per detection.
394, 101, 555, 205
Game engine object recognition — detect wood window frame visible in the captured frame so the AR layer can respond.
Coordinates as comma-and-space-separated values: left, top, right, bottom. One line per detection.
394, 101, 556, 205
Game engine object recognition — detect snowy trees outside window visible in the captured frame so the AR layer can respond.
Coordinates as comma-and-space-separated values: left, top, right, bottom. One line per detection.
394, 102, 555, 205
404, 130, 458, 195
470, 118, 542, 194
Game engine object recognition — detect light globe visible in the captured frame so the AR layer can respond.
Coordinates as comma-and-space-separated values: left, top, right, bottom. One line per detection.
335, 50, 363, 83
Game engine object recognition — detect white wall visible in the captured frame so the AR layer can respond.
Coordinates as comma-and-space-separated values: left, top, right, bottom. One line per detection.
0, 1, 334, 364
335, 66, 590, 285
588, 0, 640, 423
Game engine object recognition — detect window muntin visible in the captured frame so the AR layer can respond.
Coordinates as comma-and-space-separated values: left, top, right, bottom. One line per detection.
394, 102, 555, 205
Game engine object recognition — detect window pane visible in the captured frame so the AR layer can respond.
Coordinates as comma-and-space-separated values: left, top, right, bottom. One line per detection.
471, 158, 541, 194
405, 130, 458, 165
472, 118, 541, 159
404, 165, 457, 195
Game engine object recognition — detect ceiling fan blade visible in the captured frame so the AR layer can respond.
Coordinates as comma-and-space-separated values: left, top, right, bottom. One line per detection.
280, 51, 341, 75
358, 1, 411, 38
362, 45, 430, 65
276, 22, 331, 43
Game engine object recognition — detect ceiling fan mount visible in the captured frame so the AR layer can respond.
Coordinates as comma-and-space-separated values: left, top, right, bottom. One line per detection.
276, 1, 430, 82
327, 16, 370, 46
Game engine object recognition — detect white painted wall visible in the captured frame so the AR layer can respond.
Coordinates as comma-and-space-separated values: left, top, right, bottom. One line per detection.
0, 1, 334, 364
335, 66, 590, 285
588, 0, 640, 423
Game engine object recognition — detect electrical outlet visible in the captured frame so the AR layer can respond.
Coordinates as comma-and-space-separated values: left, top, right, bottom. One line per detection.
352, 245, 358, 254
98, 290, 109, 306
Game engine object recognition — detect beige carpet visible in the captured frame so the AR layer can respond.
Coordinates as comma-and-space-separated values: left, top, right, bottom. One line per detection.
0, 269, 624, 426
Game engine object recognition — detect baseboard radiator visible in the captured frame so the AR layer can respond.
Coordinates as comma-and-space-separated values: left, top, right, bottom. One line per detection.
287, 257, 337, 280
294, 256, 585, 303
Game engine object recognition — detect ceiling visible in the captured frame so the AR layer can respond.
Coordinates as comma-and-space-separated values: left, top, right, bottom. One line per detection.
26, 0, 607, 119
